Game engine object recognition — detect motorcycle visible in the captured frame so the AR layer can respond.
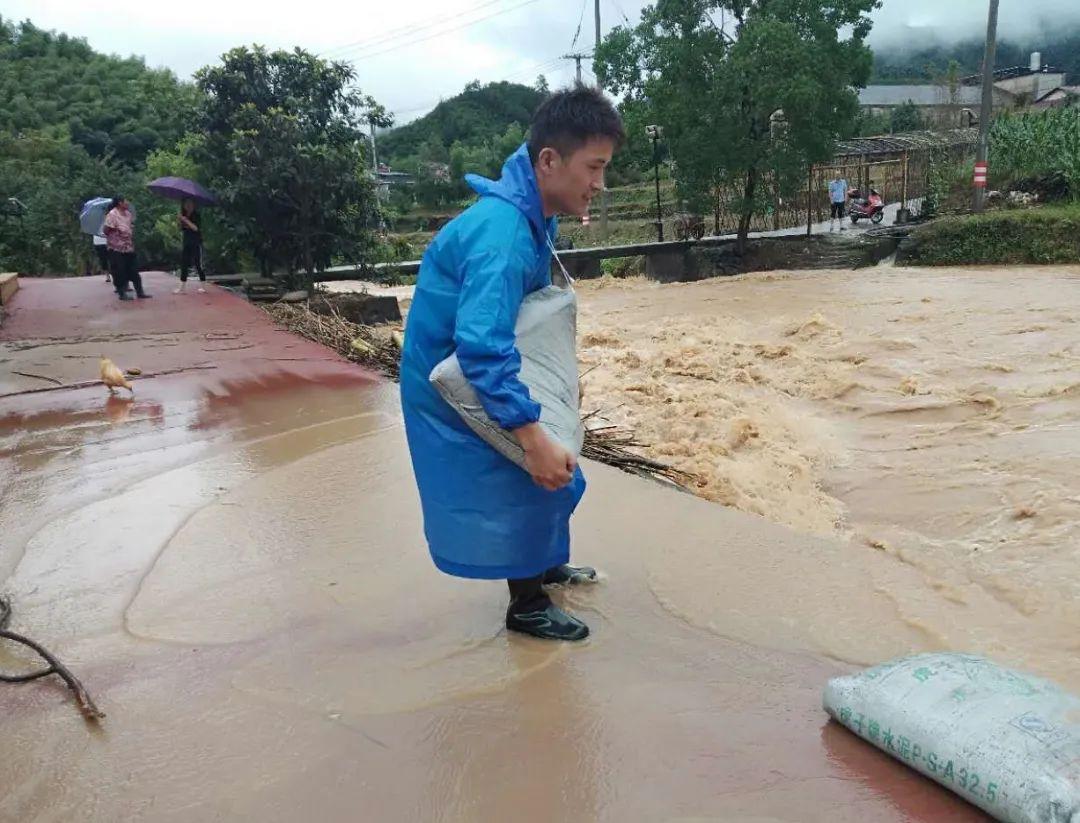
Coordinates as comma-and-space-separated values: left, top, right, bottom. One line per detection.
848, 188, 885, 225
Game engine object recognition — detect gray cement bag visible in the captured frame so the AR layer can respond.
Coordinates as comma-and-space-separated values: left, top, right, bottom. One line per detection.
824, 653, 1080, 822
430, 283, 583, 471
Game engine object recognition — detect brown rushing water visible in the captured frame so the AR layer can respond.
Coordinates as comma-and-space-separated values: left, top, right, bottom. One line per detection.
577, 264, 1080, 691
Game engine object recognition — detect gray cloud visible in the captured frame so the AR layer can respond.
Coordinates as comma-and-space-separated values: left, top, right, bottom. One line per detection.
5, 0, 1076, 125
868, 0, 1080, 50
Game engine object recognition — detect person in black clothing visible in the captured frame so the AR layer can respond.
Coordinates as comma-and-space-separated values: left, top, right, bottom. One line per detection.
175, 198, 206, 294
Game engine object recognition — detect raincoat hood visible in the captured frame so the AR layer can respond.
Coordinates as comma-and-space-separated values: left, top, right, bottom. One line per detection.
465, 143, 555, 242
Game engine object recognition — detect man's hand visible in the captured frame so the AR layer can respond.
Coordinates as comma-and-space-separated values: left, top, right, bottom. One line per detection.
514, 423, 575, 491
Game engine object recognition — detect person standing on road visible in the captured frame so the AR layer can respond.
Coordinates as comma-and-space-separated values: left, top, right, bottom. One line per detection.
174, 198, 206, 294
103, 196, 151, 301
829, 172, 849, 232
399, 86, 625, 642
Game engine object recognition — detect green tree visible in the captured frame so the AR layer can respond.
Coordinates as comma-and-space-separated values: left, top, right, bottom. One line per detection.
364, 100, 395, 132
193, 46, 382, 287
494, 122, 526, 164
141, 135, 245, 274
889, 101, 925, 134
596, 0, 879, 252
378, 80, 544, 165
609, 96, 659, 180
856, 110, 891, 137
0, 130, 142, 274
0, 17, 197, 167
418, 135, 451, 165
534, 74, 550, 95
449, 141, 469, 191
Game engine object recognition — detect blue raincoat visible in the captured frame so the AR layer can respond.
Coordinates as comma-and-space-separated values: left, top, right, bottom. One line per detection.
400, 144, 586, 580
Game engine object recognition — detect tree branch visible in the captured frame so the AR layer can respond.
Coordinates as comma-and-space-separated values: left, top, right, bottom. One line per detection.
0, 597, 104, 722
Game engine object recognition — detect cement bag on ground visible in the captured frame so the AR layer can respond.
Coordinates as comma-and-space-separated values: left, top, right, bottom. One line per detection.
430, 285, 582, 470
824, 653, 1080, 822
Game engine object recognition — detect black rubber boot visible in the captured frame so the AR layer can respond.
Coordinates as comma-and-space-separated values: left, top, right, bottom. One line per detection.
543, 564, 598, 586
506, 597, 590, 642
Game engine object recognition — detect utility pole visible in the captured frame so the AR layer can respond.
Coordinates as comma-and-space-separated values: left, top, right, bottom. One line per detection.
646, 125, 663, 242
370, 121, 378, 174
595, 0, 610, 241
369, 120, 382, 207
562, 53, 589, 84
973, 0, 999, 212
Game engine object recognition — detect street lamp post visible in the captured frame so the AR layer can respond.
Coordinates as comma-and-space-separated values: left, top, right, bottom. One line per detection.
646, 124, 663, 243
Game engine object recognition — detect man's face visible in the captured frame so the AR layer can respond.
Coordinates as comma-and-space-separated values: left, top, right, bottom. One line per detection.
536, 137, 615, 217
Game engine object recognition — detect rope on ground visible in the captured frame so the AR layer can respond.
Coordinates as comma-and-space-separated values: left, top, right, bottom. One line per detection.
12, 371, 63, 385
0, 364, 218, 399
0, 597, 104, 722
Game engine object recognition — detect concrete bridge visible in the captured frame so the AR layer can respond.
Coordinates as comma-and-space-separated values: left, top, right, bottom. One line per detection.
206, 201, 915, 297
310, 200, 914, 286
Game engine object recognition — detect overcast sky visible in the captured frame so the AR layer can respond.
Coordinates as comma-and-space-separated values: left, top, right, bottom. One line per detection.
9, 0, 1080, 123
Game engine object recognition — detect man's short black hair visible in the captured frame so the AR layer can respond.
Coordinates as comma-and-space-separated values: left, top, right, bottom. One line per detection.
527, 84, 625, 165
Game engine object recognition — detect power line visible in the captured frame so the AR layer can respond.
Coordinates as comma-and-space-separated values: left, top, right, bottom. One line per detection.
607, 0, 633, 25
348, 0, 541, 62
570, 0, 588, 49
504, 56, 565, 83
390, 102, 441, 119
337, 0, 542, 63
321, 0, 508, 58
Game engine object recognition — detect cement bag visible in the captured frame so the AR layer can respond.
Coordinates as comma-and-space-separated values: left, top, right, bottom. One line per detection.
824, 653, 1080, 822
430, 284, 583, 470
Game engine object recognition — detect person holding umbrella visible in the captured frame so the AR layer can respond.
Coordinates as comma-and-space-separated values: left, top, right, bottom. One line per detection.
103, 195, 150, 300
146, 177, 216, 292
175, 198, 206, 294
79, 196, 123, 286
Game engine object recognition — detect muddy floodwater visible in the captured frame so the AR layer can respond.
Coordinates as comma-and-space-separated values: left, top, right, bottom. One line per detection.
577, 264, 1080, 692
1, 269, 1064, 821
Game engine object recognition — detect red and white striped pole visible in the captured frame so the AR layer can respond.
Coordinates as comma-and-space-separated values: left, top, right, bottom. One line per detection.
973, 161, 988, 188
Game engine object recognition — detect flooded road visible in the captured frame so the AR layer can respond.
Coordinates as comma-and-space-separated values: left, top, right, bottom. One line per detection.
577, 264, 1080, 692
0, 273, 990, 821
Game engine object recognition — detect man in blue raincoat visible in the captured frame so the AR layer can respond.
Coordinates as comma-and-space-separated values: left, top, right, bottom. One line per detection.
400, 86, 624, 641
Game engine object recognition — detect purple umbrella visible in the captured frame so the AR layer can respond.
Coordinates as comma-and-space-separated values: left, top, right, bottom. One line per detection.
146, 176, 217, 206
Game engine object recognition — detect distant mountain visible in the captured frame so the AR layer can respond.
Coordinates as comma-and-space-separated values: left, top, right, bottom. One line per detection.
871, 26, 1080, 85
379, 80, 544, 165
